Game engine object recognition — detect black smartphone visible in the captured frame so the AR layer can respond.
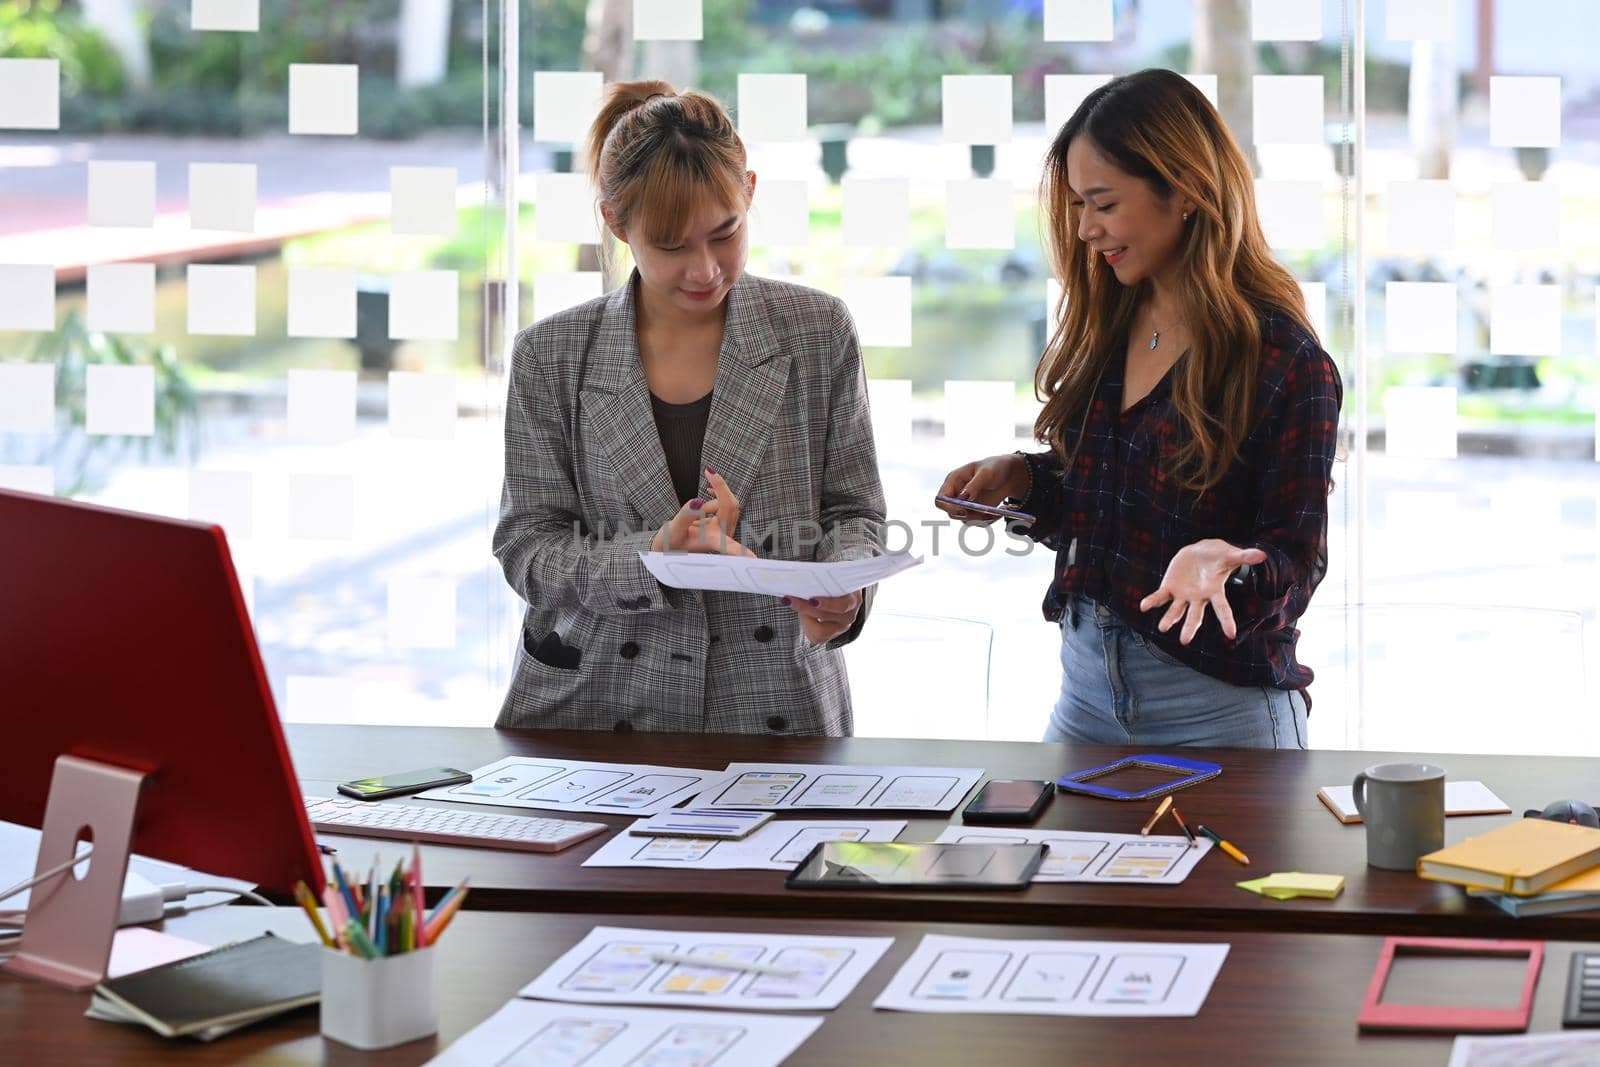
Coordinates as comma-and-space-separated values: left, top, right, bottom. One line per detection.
337, 766, 472, 801
961, 779, 1055, 824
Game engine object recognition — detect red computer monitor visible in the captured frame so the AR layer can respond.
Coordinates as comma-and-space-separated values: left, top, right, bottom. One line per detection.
0, 488, 323, 894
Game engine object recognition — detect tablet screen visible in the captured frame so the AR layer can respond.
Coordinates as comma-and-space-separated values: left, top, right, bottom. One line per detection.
784, 842, 1046, 890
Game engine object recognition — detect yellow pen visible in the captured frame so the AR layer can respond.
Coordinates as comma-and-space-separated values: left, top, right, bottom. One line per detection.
1197, 824, 1250, 865
1139, 795, 1173, 836
293, 880, 335, 948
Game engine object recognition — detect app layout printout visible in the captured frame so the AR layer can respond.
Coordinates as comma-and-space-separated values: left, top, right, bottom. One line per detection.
935, 827, 1211, 885
416, 755, 728, 816
702, 763, 983, 813
874, 934, 1229, 1018
582, 819, 906, 872
520, 926, 894, 1012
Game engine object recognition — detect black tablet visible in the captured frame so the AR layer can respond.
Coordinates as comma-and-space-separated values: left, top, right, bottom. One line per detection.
784, 841, 1048, 891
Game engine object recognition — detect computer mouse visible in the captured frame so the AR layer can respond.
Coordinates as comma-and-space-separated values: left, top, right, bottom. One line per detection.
1535, 799, 1600, 828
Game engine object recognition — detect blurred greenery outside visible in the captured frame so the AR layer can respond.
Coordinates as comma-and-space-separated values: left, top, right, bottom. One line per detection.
4, 0, 1597, 429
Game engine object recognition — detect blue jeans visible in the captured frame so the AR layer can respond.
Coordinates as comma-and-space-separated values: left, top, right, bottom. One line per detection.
1044, 597, 1307, 749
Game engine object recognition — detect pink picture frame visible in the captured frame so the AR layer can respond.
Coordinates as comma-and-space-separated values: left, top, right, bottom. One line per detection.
1357, 937, 1543, 1033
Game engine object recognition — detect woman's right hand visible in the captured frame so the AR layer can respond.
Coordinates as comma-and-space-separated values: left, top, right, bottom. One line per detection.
651, 470, 755, 557
935, 454, 1030, 524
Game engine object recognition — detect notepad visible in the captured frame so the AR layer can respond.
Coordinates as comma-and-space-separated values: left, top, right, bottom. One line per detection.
87, 933, 320, 1040
1467, 864, 1600, 917
1417, 819, 1600, 896
1238, 872, 1344, 900
1317, 781, 1510, 825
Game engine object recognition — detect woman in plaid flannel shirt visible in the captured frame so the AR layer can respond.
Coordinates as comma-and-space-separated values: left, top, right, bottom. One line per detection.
938, 69, 1342, 748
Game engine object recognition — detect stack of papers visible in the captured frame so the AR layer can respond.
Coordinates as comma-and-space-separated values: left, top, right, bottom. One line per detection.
1237, 872, 1344, 900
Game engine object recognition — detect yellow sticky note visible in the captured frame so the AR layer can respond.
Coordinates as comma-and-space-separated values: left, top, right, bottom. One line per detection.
1237, 872, 1344, 900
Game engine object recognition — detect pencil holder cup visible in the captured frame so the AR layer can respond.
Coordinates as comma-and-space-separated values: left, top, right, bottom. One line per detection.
320, 945, 438, 1050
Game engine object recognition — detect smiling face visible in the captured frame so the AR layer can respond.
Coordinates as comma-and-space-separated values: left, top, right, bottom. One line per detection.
1065, 135, 1192, 290
608, 172, 755, 318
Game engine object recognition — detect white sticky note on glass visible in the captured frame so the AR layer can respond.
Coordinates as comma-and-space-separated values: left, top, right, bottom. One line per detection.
1252, 0, 1320, 40
1490, 283, 1561, 356
1298, 281, 1327, 346
1184, 74, 1220, 107
946, 179, 1014, 249
187, 264, 256, 336
287, 268, 357, 339
0, 59, 59, 130
1256, 180, 1324, 250
0, 465, 53, 494
289, 473, 355, 539
1490, 77, 1561, 148
188, 470, 254, 539
844, 178, 910, 247
192, 0, 259, 31
867, 377, 912, 457
87, 262, 156, 334
1387, 180, 1454, 251
391, 166, 457, 236
533, 71, 604, 143
1387, 0, 1452, 40
1491, 182, 1560, 251
533, 271, 603, 323
534, 172, 598, 243
285, 676, 357, 723
633, 0, 702, 40
88, 161, 156, 228
842, 276, 912, 348
1045, 74, 1112, 134
751, 179, 809, 247
945, 380, 1015, 455
387, 576, 457, 649
189, 162, 256, 231
1384, 386, 1456, 460
1253, 75, 1324, 145
1385, 282, 1457, 355
943, 75, 1013, 144
287, 369, 357, 442
388, 370, 456, 440
0, 363, 54, 433
389, 270, 459, 341
737, 74, 807, 143
0, 265, 54, 331
1044, 0, 1113, 41
288, 64, 358, 136
85, 364, 155, 437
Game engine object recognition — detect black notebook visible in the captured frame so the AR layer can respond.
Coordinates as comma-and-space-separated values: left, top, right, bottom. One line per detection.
88, 933, 321, 1041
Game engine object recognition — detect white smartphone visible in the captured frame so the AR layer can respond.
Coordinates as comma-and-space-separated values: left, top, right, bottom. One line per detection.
935, 495, 1037, 525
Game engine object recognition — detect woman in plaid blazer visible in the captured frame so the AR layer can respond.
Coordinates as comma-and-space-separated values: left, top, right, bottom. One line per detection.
493, 80, 886, 735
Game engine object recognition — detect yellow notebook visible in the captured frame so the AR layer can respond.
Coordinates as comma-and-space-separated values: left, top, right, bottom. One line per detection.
1417, 818, 1600, 896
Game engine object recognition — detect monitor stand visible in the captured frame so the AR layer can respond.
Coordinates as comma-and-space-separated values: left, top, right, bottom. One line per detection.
4, 754, 145, 990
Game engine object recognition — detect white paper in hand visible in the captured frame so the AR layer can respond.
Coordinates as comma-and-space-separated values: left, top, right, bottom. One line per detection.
639, 551, 921, 598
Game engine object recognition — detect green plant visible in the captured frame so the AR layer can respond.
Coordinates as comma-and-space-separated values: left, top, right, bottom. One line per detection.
0, 0, 126, 95
9, 313, 202, 497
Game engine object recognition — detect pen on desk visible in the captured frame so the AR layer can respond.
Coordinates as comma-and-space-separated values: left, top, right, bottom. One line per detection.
1196, 824, 1250, 865
1140, 795, 1173, 836
649, 952, 801, 978
1171, 806, 1196, 844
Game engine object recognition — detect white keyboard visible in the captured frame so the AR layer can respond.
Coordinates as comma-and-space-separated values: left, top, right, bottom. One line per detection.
304, 797, 610, 853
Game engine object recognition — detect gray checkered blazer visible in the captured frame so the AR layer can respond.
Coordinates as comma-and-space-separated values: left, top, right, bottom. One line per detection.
493, 272, 887, 735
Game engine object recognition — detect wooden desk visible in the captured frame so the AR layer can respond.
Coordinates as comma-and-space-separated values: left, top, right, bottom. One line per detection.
3, 907, 1586, 1065
291, 724, 1597, 937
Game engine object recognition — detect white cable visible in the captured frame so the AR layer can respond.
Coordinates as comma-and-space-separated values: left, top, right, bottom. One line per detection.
181, 885, 274, 908
0, 844, 94, 905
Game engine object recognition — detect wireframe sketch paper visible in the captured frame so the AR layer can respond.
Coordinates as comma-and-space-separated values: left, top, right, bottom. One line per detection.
583, 818, 907, 871
520, 926, 893, 1012
935, 826, 1212, 884
698, 763, 983, 812
1448, 1031, 1600, 1067
873, 934, 1229, 1017
423, 999, 822, 1067
1317, 780, 1511, 824
640, 550, 921, 597
415, 755, 728, 816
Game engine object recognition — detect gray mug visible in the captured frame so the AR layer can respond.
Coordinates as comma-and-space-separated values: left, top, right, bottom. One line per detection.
1352, 762, 1446, 870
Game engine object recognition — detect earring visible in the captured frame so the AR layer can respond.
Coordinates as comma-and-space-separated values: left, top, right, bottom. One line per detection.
1182, 211, 1191, 221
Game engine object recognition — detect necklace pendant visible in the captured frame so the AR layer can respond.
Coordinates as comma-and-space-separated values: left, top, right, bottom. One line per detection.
1148, 330, 1160, 351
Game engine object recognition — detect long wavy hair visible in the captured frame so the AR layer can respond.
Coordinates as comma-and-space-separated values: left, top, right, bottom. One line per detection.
1035, 68, 1313, 491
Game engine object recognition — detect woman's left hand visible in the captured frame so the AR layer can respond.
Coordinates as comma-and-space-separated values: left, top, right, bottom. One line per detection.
780, 591, 861, 645
1139, 539, 1267, 644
